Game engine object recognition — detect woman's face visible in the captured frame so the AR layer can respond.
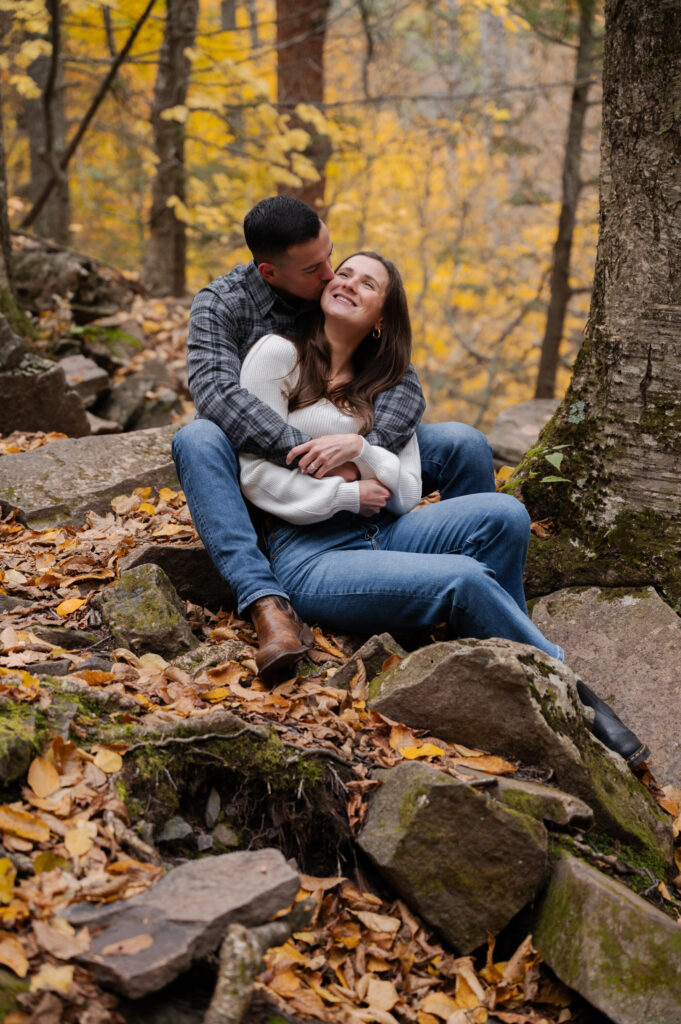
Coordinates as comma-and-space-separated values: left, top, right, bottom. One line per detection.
321, 254, 389, 334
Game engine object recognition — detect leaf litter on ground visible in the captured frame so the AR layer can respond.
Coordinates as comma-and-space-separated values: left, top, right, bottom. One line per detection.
0, 456, 679, 1021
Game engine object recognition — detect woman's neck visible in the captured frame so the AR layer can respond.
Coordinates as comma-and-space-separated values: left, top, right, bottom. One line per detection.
324, 318, 364, 382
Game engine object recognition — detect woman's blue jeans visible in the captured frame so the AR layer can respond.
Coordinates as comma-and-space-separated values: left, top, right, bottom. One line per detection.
266, 496, 563, 661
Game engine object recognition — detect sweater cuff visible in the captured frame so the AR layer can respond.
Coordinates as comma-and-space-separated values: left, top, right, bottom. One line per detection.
337, 481, 361, 513
351, 438, 376, 478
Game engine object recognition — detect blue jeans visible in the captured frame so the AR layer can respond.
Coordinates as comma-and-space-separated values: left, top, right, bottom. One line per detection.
267, 496, 563, 660
172, 418, 561, 659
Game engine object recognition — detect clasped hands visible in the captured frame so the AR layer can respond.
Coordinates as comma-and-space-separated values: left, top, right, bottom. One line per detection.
287, 434, 391, 517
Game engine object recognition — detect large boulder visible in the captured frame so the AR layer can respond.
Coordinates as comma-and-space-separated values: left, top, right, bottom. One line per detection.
0, 424, 179, 528
358, 761, 548, 953
0, 354, 90, 436
64, 849, 299, 998
98, 563, 197, 656
532, 586, 681, 787
534, 856, 681, 1024
368, 640, 671, 868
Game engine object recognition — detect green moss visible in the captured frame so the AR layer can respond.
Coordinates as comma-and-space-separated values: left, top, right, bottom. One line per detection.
398, 784, 429, 828
0, 966, 30, 1017
0, 288, 35, 340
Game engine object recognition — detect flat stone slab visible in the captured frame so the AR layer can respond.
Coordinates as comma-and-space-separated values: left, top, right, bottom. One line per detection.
359, 761, 548, 954
535, 856, 681, 1024
369, 639, 671, 866
532, 586, 681, 787
0, 424, 179, 528
64, 848, 299, 998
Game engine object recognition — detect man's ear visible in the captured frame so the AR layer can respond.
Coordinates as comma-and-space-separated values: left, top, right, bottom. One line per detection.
258, 261, 278, 286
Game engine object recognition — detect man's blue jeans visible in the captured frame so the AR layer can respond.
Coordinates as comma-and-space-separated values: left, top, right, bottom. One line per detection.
171, 418, 562, 659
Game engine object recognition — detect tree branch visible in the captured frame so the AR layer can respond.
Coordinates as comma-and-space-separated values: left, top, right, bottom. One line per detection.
20, 0, 158, 230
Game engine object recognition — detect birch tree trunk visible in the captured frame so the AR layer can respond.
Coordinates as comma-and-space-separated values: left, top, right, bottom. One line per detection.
143, 0, 198, 296
521, 0, 681, 608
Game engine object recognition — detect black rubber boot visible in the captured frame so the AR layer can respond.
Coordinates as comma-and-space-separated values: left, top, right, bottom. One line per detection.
576, 680, 650, 769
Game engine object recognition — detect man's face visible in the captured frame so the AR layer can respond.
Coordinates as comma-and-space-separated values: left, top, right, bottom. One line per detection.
258, 223, 335, 301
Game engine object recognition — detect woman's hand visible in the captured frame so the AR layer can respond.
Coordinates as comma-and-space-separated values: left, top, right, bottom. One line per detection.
322, 461, 360, 482
358, 479, 392, 516
288, 434, 363, 477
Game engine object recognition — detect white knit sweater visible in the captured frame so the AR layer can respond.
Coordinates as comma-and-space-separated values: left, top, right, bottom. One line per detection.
239, 334, 422, 525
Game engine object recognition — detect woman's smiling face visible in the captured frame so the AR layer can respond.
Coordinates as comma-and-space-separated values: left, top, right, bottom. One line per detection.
321, 254, 389, 334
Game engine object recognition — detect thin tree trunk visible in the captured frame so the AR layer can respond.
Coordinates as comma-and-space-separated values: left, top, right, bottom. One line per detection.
276, 0, 331, 210
521, 0, 681, 605
18, 2, 70, 243
534, 0, 596, 399
144, 0, 198, 297
0, 96, 13, 295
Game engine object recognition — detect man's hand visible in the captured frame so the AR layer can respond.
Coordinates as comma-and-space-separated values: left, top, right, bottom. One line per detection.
288, 434, 363, 477
358, 479, 391, 516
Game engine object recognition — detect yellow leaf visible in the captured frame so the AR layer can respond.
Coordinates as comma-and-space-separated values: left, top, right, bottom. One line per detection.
400, 744, 445, 760
65, 821, 97, 857
93, 748, 123, 774
206, 687, 231, 702
56, 598, 85, 617
365, 977, 399, 1011
421, 991, 459, 1019
27, 756, 60, 798
30, 963, 74, 993
138, 502, 156, 515
33, 851, 68, 874
0, 805, 50, 842
139, 653, 168, 671
0, 857, 16, 903
158, 488, 178, 501
0, 933, 28, 977
160, 104, 189, 122
451, 755, 516, 775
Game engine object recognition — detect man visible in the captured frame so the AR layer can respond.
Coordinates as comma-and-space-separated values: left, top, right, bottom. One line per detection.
172, 195, 496, 677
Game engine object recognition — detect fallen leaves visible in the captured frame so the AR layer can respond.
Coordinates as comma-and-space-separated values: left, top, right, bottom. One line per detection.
0, 932, 29, 977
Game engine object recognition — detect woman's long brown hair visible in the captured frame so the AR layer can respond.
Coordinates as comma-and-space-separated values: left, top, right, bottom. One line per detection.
287, 252, 412, 435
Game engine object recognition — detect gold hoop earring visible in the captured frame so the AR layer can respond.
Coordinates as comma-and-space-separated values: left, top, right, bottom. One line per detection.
372, 326, 382, 339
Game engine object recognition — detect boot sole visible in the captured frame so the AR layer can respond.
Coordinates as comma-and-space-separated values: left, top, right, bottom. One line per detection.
627, 743, 651, 769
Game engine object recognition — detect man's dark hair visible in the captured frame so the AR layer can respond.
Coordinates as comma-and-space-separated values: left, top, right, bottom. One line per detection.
244, 196, 321, 264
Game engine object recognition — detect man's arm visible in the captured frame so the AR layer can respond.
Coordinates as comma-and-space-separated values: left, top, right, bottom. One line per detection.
364, 365, 426, 453
186, 285, 311, 466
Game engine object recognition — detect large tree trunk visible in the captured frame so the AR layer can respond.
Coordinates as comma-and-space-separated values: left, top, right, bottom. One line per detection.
520, 0, 681, 608
276, 0, 331, 210
534, 0, 596, 400
143, 0, 198, 297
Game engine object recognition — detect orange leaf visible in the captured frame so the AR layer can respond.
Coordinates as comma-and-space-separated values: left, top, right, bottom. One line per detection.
0, 805, 49, 842
400, 743, 445, 760
100, 933, 154, 956
451, 755, 516, 775
311, 628, 344, 660
27, 756, 60, 799
56, 598, 85, 617
76, 669, 115, 686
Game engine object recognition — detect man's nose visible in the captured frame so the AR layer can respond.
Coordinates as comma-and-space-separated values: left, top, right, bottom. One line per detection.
320, 260, 334, 282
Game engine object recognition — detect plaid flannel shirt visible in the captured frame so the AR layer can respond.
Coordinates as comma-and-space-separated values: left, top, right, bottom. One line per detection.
187, 260, 426, 467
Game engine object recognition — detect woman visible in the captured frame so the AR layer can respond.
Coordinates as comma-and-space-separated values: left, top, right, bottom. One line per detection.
239, 251, 649, 766
239, 251, 563, 660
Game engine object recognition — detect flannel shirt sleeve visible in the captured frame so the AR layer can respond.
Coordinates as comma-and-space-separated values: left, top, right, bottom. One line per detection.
364, 364, 426, 453
186, 285, 310, 466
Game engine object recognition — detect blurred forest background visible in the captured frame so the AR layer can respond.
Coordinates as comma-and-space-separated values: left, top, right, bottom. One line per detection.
1, 0, 602, 430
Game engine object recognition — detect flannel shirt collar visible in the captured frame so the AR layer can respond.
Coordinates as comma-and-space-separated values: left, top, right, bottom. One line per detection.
243, 259, 317, 319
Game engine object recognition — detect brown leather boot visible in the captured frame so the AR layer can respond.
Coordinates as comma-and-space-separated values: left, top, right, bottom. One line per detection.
250, 596, 314, 679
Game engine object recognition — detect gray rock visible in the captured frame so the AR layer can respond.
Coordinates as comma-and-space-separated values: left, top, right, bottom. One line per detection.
86, 410, 122, 435
158, 816, 193, 842
0, 594, 34, 612
29, 626, 100, 649
0, 354, 90, 436
58, 354, 110, 408
358, 761, 548, 953
94, 373, 162, 431
458, 768, 594, 829
25, 659, 73, 677
98, 563, 197, 656
63, 848, 299, 998
170, 640, 246, 677
486, 398, 560, 468
369, 640, 671, 866
330, 632, 406, 690
532, 586, 681, 787
0, 424, 179, 528
134, 389, 183, 432
119, 543, 233, 611
534, 856, 681, 1024
0, 317, 25, 371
